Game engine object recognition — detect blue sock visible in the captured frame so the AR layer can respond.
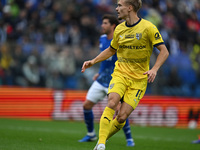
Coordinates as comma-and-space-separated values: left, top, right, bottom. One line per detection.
83, 109, 94, 133
123, 119, 133, 140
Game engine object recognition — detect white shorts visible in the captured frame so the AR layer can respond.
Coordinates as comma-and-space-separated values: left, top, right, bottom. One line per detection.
86, 81, 108, 103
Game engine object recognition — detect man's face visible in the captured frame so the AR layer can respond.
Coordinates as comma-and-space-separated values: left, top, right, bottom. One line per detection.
101, 19, 112, 35
116, 0, 130, 20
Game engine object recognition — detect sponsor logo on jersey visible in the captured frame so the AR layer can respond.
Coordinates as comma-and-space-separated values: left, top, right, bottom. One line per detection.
125, 34, 134, 39
119, 35, 124, 39
155, 32, 161, 40
119, 45, 146, 49
118, 57, 147, 63
136, 33, 142, 40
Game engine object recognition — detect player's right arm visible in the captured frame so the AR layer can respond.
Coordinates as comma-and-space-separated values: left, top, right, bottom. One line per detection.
81, 46, 116, 73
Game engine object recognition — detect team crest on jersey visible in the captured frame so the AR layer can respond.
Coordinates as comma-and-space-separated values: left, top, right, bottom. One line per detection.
109, 83, 114, 89
136, 33, 142, 40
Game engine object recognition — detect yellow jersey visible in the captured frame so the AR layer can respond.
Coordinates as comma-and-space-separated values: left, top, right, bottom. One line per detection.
110, 18, 164, 80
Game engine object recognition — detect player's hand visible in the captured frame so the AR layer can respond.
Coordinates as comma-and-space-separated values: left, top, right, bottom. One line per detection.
81, 60, 94, 73
93, 73, 99, 80
143, 69, 157, 83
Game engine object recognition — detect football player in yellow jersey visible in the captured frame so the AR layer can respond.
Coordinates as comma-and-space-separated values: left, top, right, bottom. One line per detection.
81, 0, 169, 150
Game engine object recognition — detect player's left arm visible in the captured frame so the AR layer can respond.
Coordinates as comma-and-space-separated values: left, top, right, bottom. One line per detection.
143, 44, 169, 83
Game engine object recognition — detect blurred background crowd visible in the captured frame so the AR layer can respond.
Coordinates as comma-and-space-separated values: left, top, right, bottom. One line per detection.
0, 0, 200, 97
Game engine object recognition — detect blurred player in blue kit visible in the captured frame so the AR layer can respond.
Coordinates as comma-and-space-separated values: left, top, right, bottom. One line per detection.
79, 14, 135, 147
192, 135, 200, 144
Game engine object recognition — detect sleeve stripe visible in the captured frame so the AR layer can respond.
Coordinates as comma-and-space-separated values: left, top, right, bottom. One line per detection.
154, 42, 165, 47
110, 45, 117, 51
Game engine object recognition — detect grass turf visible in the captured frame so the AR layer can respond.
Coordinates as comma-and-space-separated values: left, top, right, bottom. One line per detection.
0, 118, 200, 150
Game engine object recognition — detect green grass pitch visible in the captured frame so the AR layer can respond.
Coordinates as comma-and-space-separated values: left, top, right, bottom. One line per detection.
0, 118, 200, 150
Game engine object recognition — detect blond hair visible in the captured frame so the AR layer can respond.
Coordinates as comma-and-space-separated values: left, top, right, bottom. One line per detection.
125, 0, 142, 12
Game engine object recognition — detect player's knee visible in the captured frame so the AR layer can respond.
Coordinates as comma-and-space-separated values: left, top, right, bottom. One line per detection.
117, 114, 127, 123
83, 104, 90, 110
107, 95, 119, 109
83, 100, 93, 110
107, 100, 117, 109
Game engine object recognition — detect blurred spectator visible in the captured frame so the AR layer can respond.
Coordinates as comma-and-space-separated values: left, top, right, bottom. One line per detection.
0, 44, 14, 85
52, 2, 62, 23
194, 2, 200, 22
187, 12, 200, 32
0, 44, 13, 70
8, 0, 20, 18
17, 35, 34, 56
22, 55, 40, 86
69, 23, 81, 46
145, 8, 162, 27
54, 24, 70, 46
25, 0, 39, 12
168, 34, 180, 56
43, 24, 54, 43
0, 20, 7, 45
41, 12, 59, 33
0, 64, 4, 85
162, 11, 177, 32
11, 45, 26, 86
15, 9, 28, 37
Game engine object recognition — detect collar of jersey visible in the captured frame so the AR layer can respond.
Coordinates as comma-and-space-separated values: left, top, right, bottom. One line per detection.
125, 18, 141, 27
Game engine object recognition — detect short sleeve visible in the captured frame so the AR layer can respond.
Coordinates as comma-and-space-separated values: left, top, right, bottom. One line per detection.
110, 30, 118, 50
148, 24, 164, 47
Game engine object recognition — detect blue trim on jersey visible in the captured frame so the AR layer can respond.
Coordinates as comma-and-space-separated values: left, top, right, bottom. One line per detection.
96, 34, 117, 88
125, 18, 141, 27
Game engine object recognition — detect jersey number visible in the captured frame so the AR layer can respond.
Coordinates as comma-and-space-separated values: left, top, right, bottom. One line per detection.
136, 90, 143, 100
